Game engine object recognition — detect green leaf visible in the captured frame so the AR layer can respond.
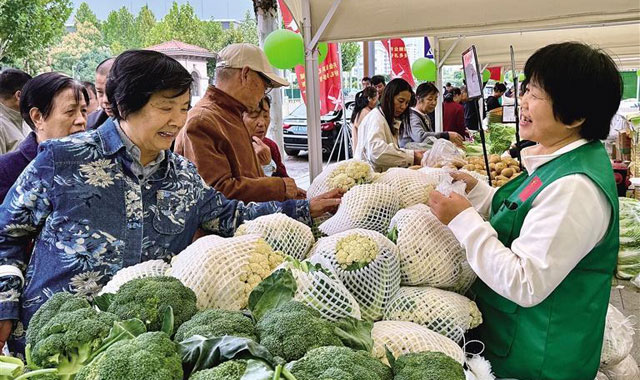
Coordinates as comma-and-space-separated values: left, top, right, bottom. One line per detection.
91, 293, 114, 312
178, 335, 275, 376
239, 359, 274, 380
88, 319, 147, 362
384, 346, 396, 368
248, 269, 297, 321
333, 317, 374, 352
387, 226, 398, 244
161, 305, 174, 337
13, 368, 58, 380
0, 361, 22, 377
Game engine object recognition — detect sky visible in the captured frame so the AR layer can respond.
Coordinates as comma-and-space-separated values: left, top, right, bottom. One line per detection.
70, 0, 254, 21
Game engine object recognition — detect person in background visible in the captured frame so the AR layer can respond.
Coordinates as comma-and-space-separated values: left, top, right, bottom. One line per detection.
428, 42, 622, 380
83, 81, 98, 114
0, 69, 32, 154
370, 75, 386, 99
401, 82, 464, 148
0, 72, 88, 203
86, 57, 115, 130
486, 82, 507, 114
361, 77, 371, 88
350, 86, 378, 152
444, 82, 452, 95
175, 43, 305, 203
355, 78, 423, 171
443, 87, 468, 138
462, 85, 480, 131
243, 95, 290, 178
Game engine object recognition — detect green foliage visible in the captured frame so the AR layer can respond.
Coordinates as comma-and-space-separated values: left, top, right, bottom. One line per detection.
74, 2, 99, 28
287, 346, 392, 380
392, 352, 465, 380
340, 42, 360, 73
174, 309, 257, 343
189, 360, 248, 380
256, 301, 343, 362
49, 22, 110, 81
107, 276, 198, 333
75, 332, 183, 380
487, 123, 517, 155
101, 6, 139, 54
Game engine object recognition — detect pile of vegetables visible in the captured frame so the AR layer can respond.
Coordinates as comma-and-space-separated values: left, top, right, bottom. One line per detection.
462, 155, 522, 187
487, 123, 517, 155
617, 197, 640, 280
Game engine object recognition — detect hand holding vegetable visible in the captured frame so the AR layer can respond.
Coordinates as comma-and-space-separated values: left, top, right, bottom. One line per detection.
447, 132, 464, 148
0, 320, 11, 352
309, 189, 343, 218
449, 171, 478, 193
427, 190, 472, 225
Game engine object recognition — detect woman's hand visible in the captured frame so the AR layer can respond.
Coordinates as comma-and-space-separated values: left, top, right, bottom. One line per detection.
427, 190, 473, 225
252, 136, 272, 166
447, 132, 465, 148
309, 188, 343, 218
450, 171, 479, 193
0, 320, 13, 351
413, 150, 424, 165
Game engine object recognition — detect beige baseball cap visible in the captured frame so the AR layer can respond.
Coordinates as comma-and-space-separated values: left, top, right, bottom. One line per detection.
216, 43, 289, 88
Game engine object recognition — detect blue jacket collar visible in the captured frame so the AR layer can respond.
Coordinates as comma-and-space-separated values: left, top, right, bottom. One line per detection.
96, 118, 125, 156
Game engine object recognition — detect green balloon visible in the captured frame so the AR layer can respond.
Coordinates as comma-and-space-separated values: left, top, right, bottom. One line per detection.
318, 42, 328, 64
636, 69, 639, 77
412, 58, 436, 81
264, 29, 304, 69
504, 71, 513, 83
518, 72, 526, 81
482, 69, 491, 82
499, 73, 505, 82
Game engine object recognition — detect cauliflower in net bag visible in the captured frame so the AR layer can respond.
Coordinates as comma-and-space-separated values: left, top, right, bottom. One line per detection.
388, 204, 470, 287
235, 213, 315, 260
307, 159, 374, 198
373, 168, 437, 208
371, 320, 465, 365
319, 183, 400, 236
169, 234, 283, 310
309, 228, 400, 321
98, 259, 172, 295
383, 286, 482, 343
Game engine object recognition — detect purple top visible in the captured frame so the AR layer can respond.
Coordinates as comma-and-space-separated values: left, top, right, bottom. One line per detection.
0, 132, 37, 204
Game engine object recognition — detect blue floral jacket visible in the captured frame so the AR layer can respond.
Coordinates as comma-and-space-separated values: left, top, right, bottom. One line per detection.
0, 121, 310, 350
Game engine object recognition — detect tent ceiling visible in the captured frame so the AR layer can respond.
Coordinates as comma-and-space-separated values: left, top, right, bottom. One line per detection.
282, 0, 640, 43
438, 23, 640, 68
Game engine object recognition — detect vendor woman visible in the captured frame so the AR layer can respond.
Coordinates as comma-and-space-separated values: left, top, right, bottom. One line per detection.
428, 42, 622, 380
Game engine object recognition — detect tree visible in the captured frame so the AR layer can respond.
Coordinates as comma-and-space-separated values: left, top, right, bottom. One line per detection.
238, 10, 259, 46
135, 5, 156, 48
145, 2, 208, 48
50, 21, 110, 81
101, 7, 139, 54
0, 0, 72, 70
74, 2, 99, 29
340, 42, 360, 73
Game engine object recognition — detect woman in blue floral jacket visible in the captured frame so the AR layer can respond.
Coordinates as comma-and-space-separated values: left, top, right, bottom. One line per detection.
0, 50, 341, 355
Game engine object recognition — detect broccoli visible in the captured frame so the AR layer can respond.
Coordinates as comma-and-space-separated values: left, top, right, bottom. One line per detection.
174, 309, 256, 343
188, 360, 248, 380
75, 332, 182, 380
25, 292, 119, 379
256, 301, 343, 362
107, 276, 198, 332
392, 352, 465, 380
287, 346, 392, 380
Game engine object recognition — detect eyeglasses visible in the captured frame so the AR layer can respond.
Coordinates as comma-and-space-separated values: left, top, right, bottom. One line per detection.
256, 71, 274, 94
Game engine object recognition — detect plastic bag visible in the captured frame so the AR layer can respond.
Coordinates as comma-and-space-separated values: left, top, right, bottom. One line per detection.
600, 304, 635, 367
602, 355, 640, 380
436, 171, 468, 197
422, 138, 466, 169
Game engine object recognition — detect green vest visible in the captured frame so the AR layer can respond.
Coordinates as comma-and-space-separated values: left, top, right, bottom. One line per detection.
470, 141, 619, 380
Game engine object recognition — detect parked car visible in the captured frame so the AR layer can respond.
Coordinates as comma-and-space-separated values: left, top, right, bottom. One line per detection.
282, 102, 354, 158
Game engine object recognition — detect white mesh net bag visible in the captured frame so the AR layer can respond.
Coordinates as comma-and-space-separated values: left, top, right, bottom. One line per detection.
307, 159, 374, 199
388, 204, 468, 287
448, 260, 477, 295
280, 257, 362, 321
308, 228, 401, 321
383, 286, 482, 343
371, 320, 465, 365
319, 183, 400, 236
600, 304, 635, 367
602, 355, 640, 380
372, 168, 437, 208
419, 167, 455, 183
99, 259, 171, 295
596, 371, 610, 380
169, 234, 283, 310
235, 213, 315, 260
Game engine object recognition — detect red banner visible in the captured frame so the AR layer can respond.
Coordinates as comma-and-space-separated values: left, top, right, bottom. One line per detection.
487, 66, 502, 81
381, 39, 415, 87
278, 0, 342, 115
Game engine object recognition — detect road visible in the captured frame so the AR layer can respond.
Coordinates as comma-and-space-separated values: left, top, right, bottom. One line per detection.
283, 151, 348, 190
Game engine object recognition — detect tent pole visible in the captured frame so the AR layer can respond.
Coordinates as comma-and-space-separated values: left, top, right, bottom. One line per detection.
302, 0, 323, 181
309, 0, 342, 49
438, 37, 462, 69
434, 36, 443, 133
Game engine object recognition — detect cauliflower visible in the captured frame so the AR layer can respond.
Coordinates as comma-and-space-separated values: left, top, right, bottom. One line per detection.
327, 161, 373, 192
235, 214, 315, 260
169, 235, 284, 310
99, 260, 171, 295
372, 168, 436, 208
335, 234, 378, 271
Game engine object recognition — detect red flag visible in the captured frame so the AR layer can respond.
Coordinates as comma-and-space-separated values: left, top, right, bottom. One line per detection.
381, 39, 415, 87
487, 66, 502, 81
279, 0, 342, 115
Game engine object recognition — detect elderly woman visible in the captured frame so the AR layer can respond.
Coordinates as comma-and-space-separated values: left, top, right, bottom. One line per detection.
243, 96, 289, 178
0, 50, 340, 354
428, 42, 622, 379
354, 78, 423, 171
0, 72, 88, 203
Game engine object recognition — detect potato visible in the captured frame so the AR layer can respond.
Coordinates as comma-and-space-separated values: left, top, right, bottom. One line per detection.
496, 180, 508, 187
494, 163, 506, 174
490, 171, 497, 179
492, 180, 498, 186
501, 168, 514, 178
489, 155, 501, 164
489, 163, 496, 170
496, 175, 509, 182
510, 165, 521, 173
463, 164, 475, 171
452, 159, 466, 169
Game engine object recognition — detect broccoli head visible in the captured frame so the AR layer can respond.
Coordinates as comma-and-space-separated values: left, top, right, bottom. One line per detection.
393, 352, 465, 380
174, 309, 256, 343
256, 301, 343, 362
188, 360, 248, 380
107, 276, 197, 332
25, 292, 119, 378
75, 331, 182, 380
287, 346, 392, 380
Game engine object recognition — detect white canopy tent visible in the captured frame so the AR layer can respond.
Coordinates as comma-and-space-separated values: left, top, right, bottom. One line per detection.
281, 0, 640, 180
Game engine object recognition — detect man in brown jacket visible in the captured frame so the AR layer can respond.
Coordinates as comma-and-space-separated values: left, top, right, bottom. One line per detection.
175, 43, 303, 202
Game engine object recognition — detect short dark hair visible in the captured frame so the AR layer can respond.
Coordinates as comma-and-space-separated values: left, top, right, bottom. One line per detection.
83, 81, 97, 97
523, 42, 622, 140
0, 69, 32, 99
351, 86, 378, 123
371, 75, 386, 86
445, 82, 452, 87
415, 82, 438, 99
96, 57, 115, 76
380, 78, 414, 134
20, 72, 89, 130
493, 83, 507, 93
362, 76, 371, 82
106, 50, 193, 120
